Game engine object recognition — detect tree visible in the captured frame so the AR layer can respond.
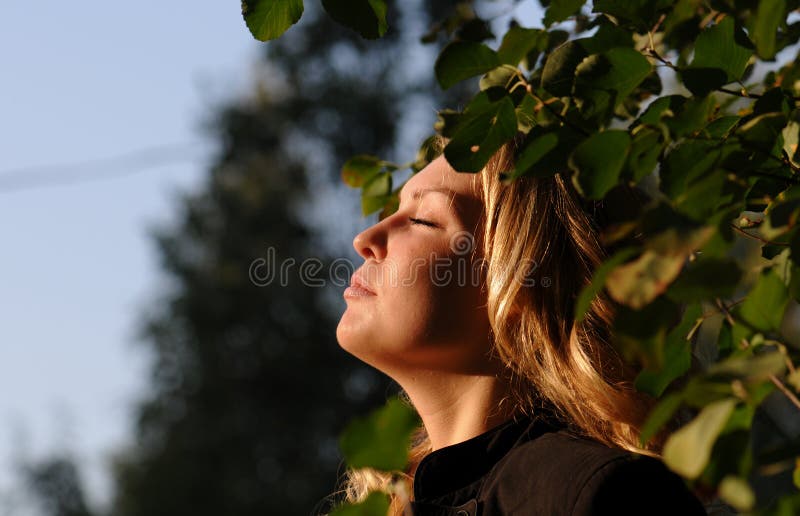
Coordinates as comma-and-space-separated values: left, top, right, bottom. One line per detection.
25, 456, 94, 516
244, 1, 800, 514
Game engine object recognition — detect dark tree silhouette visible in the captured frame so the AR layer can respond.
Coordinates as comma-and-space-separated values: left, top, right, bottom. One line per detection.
107, 3, 458, 516
25, 457, 93, 516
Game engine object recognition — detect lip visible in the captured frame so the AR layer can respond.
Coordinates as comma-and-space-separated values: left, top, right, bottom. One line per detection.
345, 272, 377, 297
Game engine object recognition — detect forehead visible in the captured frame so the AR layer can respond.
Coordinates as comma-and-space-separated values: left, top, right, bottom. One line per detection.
401, 155, 481, 200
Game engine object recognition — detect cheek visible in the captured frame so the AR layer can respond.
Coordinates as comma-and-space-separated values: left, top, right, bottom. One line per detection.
428, 284, 488, 339
415, 255, 489, 339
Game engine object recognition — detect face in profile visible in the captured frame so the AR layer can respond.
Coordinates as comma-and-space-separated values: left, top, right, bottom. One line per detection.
336, 155, 498, 377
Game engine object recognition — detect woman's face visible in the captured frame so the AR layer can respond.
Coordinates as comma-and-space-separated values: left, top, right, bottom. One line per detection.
336, 155, 498, 375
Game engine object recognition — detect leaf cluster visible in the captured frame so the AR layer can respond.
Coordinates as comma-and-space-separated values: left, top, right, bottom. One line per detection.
243, 0, 800, 513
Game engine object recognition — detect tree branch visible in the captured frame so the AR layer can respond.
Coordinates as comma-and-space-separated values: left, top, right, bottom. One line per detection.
729, 223, 791, 247
525, 85, 591, 137
717, 86, 761, 99
769, 374, 800, 411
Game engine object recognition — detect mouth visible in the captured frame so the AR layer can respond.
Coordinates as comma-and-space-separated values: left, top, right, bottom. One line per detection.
344, 272, 377, 298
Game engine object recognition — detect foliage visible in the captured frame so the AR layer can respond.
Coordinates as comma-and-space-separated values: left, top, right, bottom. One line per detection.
24, 457, 94, 516
244, 0, 800, 514
339, 397, 420, 472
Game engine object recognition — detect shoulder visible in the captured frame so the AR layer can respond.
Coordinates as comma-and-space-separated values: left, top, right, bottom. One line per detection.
483, 430, 706, 516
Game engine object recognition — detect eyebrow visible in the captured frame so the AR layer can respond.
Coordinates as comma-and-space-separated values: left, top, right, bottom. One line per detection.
398, 187, 463, 216
399, 187, 456, 203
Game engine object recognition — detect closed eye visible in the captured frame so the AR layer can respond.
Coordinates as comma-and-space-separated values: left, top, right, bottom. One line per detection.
409, 217, 437, 228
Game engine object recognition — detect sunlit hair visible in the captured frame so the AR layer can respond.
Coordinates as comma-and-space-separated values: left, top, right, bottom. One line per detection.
328, 135, 674, 515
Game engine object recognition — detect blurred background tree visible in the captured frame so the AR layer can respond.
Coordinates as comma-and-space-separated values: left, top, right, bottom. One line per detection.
13, 2, 471, 516
25, 457, 93, 516
104, 4, 408, 515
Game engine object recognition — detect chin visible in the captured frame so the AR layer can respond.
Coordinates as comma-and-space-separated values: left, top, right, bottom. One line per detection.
336, 322, 393, 370
336, 317, 368, 353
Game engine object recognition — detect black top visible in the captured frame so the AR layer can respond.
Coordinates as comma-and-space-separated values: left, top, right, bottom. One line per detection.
409, 412, 707, 516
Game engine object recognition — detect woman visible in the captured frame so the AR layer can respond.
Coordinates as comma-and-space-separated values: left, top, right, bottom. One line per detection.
334, 138, 708, 515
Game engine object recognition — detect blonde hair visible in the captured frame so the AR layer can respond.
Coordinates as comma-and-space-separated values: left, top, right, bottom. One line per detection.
329, 136, 670, 515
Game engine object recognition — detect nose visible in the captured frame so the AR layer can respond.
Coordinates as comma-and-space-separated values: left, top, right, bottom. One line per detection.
353, 220, 387, 261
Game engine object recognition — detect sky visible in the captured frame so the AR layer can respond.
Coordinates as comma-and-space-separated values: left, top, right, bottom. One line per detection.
0, 2, 262, 513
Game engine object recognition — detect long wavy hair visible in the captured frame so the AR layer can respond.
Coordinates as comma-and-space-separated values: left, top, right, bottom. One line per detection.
328, 136, 676, 515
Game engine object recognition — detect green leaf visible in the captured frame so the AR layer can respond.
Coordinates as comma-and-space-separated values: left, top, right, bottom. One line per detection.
794, 460, 800, 490
455, 18, 494, 43
636, 94, 719, 140
512, 131, 559, 175
722, 402, 757, 432
412, 135, 441, 173
497, 26, 547, 66
675, 169, 730, 221
635, 303, 702, 397
541, 40, 588, 97
752, 0, 785, 60
683, 376, 735, 407
242, 0, 304, 41
575, 246, 640, 322
434, 109, 461, 138
573, 47, 652, 124
719, 475, 755, 512
568, 130, 630, 199
435, 41, 501, 90
330, 491, 391, 516
444, 96, 518, 173
339, 397, 420, 471
754, 86, 793, 116
706, 350, 787, 383
639, 392, 684, 447
665, 257, 742, 303
514, 94, 538, 134
613, 296, 682, 368
342, 155, 383, 187
635, 95, 685, 127
736, 268, 790, 332
505, 125, 583, 179
784, 121, 800, 168
680, 69, 728, 98
663, 398, 737, 479
479, 65, 519, 92
701, 116, 740, 139
763, 186, 800, 237
626, 126, 664, 182
607, 226, 715, 309
361, 172, 392, 216
543, 0, 586, 27
592, 0, 675, 31
321, 0, 388, 39
737, 112, 789, 154
681, 16, 755, 96
663, 95, 717, 138
579, 23, 634, 54
645, 223, 716, 256
660, 139, 720, 199
378, 189, 400, 220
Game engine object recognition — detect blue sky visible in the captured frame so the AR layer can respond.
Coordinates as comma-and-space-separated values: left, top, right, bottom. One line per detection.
0, 2, 261, 512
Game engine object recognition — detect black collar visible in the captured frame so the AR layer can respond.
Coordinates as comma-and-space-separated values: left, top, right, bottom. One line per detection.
412, 411, 564, 502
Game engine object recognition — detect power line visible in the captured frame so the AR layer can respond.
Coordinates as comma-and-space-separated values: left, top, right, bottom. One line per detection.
0, 142, 206, 194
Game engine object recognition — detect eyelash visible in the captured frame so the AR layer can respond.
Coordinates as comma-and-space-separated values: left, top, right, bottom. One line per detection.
409, 217, 437, 228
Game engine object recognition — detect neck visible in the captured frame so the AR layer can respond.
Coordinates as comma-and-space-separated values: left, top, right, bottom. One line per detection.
396, 368, 517, 451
